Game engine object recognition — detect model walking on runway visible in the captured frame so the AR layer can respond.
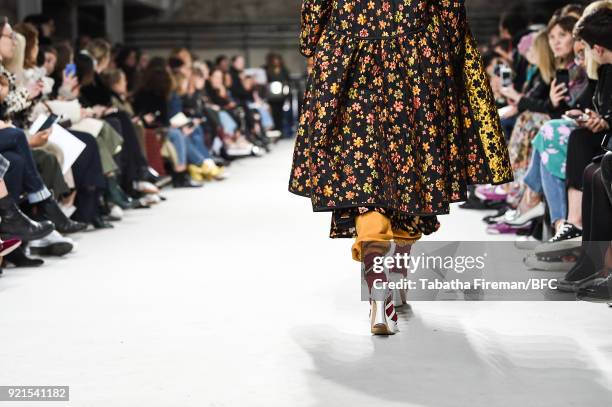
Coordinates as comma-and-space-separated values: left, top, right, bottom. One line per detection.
289, 0, 513, 334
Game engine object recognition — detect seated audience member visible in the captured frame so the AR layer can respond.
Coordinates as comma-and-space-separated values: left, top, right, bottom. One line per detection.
555, 8, 612, 298
79, 39, 152, 198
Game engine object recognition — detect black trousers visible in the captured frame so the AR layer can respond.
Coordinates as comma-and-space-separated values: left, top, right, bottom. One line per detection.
577, 162, 612, 274
70, 131, 106, 223
104, 110, 148, 194
566, 128, 606, 190
582, 162, 612, 241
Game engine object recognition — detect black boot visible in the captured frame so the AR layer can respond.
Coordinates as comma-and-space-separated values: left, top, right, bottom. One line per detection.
172, 171, 203, 188
106, 176, 133, 209
92, 216, 114, 229
0, 196, 54, 241
37, 198, 87, 234
4, 246, 44, 268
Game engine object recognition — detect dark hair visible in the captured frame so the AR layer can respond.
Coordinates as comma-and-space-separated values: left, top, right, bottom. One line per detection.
547, 15, 579, 34
136, 56, 174, 100
74, 52, 95, 86
0, 16, 8, 31
37, 44, 56, 67
574, 8, 612, 51
115, 46, 139, 68
215, 55, 228, 66
499, 6, 528, 37
493, 38, 513, 54
481, 51, 500, 71
52, 41, 73, 76
24, 14, 52, 26
168, 57, 184, 71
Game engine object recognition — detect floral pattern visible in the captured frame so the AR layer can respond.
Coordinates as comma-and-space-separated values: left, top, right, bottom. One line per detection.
531, 119, 577, 180
290, 0, 513, 238
508, 111, 550, 183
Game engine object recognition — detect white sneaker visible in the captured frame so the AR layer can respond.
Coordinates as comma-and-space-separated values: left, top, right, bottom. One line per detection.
110, 205, 123, 220
140, 194, 161, 206
133, 181, 160, 194
29, 231, 75, 256
266, 130, 282, 139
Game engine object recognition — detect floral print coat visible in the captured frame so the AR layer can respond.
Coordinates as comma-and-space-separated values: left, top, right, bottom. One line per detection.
289, 0, 513, 238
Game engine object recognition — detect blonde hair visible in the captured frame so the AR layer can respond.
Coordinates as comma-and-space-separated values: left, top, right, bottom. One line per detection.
533, 30, 556, 84
85, 38, 111, 64
3, 31, 26, 83
581, 0, 612, 79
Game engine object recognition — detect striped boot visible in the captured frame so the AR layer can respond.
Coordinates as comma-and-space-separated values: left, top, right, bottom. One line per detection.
389, 242, 413, 308
362, 241, 398, 335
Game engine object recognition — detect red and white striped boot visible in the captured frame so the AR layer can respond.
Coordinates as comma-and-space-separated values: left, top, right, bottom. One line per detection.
362, 241, 398, 335
389, 242, 414, 308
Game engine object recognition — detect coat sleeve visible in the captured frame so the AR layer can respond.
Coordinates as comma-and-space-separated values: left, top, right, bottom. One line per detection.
299, 0, 334, 58
434, 0, 514, 185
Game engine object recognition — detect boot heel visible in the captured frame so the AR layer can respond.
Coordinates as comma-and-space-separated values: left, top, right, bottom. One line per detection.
370, 300, 398, 335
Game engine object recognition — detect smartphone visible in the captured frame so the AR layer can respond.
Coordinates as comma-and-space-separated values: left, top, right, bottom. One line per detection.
500, 65, 513, 88
38, 114, 59, 132
562, 111, 589, 123
556, 69, 570, 88
64, 63, 76, 77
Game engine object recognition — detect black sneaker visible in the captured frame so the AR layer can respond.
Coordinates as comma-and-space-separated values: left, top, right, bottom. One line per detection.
577, 272, 612, 302
535, 221, 582, 254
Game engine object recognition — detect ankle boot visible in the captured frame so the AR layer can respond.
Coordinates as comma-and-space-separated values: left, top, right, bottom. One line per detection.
4, 246, 44, 268
0, 196, 55, 241
37, 198, 87, 234
362, 240, 398, 335
389, 242, 413, 308
172, 171, 203, 188
106, 176, 132, 209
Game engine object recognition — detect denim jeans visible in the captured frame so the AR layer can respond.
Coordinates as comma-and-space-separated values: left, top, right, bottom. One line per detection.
523, 148, 567, 225
0, 127, 51, 203
167, 127, 210, 167
186, 126, 211, 162
167, 128, 187, 166
218, 111, 238, 134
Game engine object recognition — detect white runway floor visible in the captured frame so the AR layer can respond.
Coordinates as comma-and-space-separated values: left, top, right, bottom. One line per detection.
1, 139, 612, 406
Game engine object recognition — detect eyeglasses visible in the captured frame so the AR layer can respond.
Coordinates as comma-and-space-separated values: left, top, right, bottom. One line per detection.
1, 32, 17, 41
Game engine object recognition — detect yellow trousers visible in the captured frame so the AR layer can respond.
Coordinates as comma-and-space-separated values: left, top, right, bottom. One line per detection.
351, 211, 422, 262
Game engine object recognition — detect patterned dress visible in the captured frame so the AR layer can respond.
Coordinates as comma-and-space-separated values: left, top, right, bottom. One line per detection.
289, 0, 513, 238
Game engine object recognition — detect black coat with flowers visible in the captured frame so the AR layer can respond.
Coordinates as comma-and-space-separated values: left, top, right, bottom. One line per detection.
289, 0, 514, 238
